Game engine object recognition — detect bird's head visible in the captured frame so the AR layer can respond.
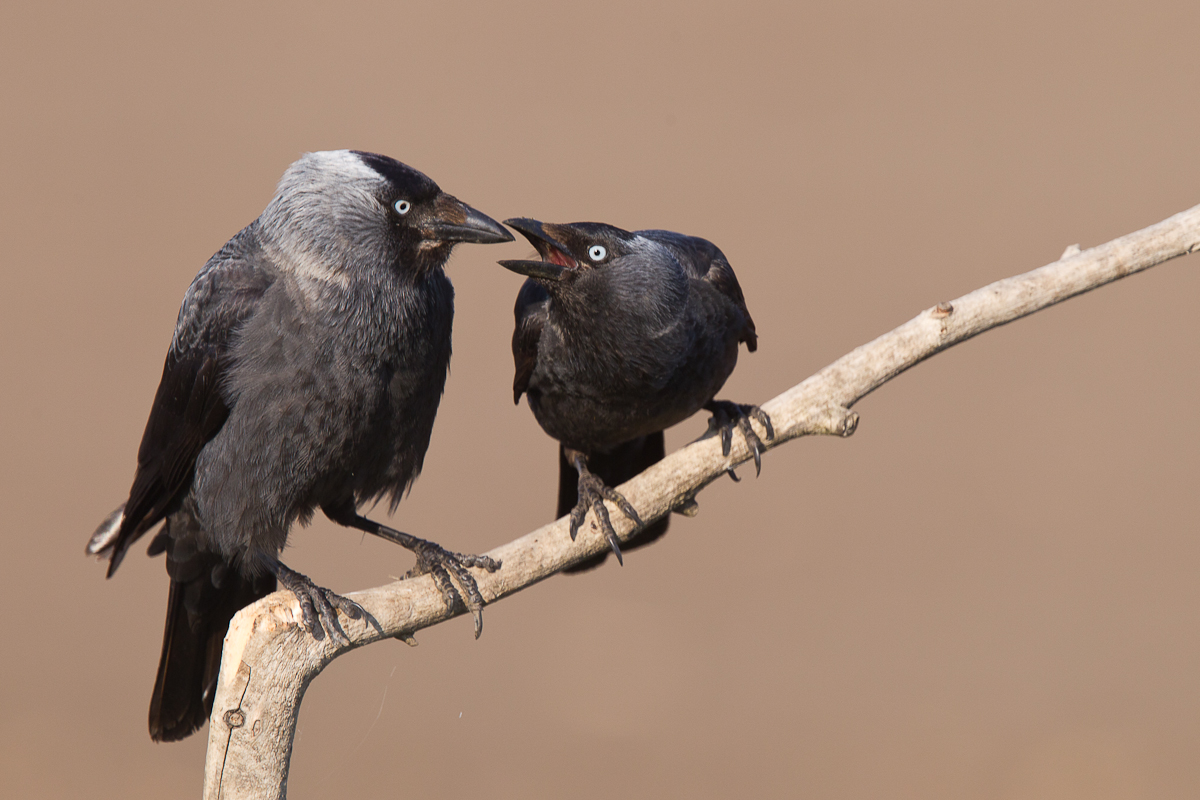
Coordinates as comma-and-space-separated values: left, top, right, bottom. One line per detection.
260, 150, 512, 281
499, 218, 633, 283
500, 217, 690, 323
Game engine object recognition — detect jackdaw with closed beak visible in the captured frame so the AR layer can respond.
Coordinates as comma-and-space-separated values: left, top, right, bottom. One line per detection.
502, 219, 771, 571
87, 150, 513, 742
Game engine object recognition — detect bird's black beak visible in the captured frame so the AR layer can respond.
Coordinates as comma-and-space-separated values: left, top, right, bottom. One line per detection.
499, 217, 576, 282
422, 194, 514, 245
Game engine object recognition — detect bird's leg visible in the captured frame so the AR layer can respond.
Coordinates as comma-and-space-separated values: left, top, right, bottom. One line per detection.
704, 400, 775, 477
564, 448, 644, 566
267, 560, 364, 646
322, 503, 500, 639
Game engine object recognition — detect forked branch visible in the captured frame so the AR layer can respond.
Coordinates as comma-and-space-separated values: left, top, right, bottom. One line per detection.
203, 203, 1200, 800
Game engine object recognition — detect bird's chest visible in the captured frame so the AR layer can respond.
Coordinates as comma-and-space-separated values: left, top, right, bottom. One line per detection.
526, 315, 709, 449
534, 300, 703, 395
231, 280, 451, 432
336, 286, 453, 421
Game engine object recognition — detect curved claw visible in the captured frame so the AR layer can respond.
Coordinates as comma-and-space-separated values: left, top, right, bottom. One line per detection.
569, 459, 642, 565
331, 594, 364, 620
293, 589, 321, 640
314, 591, 350, 647
753, 407, 776, 441
426, 565, 463, 610
409, 540, 496, 638
604, 487, 644, 528
272, 563, 359, 646
606, 534, 624, 566
591, 499, 624, 566
321, 508, 497, 640
706, 400, 774, 476
445, 556, 489, 639
568, 503, 588, 541
735, 414, 764, 476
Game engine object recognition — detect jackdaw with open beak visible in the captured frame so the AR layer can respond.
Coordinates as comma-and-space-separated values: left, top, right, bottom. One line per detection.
501, 219, 771, 571
87, 150, 513, 742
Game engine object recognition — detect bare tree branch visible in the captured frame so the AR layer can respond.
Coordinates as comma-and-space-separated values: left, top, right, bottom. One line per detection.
202, 203, 1200, 799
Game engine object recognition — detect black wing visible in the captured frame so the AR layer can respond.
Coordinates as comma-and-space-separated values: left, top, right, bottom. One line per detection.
93, 227, 274, 575
512, 278, 549, 403
639, 230, 757, 351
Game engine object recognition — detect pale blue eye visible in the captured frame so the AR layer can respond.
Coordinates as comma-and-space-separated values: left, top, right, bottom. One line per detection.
393, 199, 412, 215
588, 245, 607, 261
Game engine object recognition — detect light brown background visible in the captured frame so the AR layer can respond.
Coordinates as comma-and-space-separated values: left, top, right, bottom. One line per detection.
3, 1, 1199, 797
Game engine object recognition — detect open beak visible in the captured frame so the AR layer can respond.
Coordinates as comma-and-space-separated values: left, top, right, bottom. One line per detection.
499, 217, 577, 282
422, 194, 514, 244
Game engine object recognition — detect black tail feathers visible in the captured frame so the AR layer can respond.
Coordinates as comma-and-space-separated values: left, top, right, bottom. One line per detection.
148, 527, 275, 742
559, 432, 669, 574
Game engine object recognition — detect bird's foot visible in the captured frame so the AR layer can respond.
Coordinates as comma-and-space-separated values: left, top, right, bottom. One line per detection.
320, 503, 501, 640
568, 462, 644, 566
705, 400, 775, 477
405, 540, 501, 640
272, 562, 364, 646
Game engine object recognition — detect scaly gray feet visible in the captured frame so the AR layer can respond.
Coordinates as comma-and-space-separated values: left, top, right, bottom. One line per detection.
271, 561, 364, 646
704, 400, 775, 478
321, 500, 500, 639
565, 448, 644, 566
404, 538, 501, 639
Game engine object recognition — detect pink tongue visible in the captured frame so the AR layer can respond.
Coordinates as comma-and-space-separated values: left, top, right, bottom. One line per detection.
547, 248, 577, 268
